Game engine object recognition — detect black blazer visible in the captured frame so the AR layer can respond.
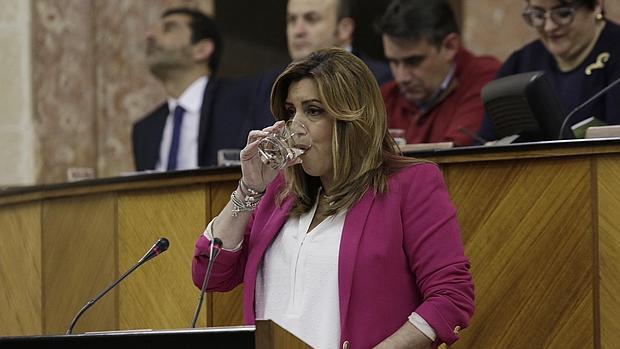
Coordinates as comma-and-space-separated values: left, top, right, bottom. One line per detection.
132, 77, 271, 170
353, 49, 393, 86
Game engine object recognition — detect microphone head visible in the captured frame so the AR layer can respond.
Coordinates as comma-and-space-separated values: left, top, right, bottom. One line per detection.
140, 237, 170, 263
156, 237, 170, 253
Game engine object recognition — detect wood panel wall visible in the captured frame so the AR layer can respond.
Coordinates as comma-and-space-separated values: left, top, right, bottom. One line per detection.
0, 202, 42, 336
444, 156, 594, 348
1, 147, 619, 348
42, 195, 117, 334
117, 185, 208, 330
598, 155, 620, 348
0, 171, 240, 336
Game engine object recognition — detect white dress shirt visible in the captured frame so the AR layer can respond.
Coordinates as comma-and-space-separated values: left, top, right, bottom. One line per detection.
155, 76, 208, 171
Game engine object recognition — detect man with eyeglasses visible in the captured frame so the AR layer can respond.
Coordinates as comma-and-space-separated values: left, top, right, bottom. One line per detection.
479, 0, 620, 141
377, 0, 501, 147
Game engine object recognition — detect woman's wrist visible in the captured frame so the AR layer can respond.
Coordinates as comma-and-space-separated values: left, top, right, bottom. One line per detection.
239, 177, 266, 195
230, 178, 265, 217
239, 177, 265, 197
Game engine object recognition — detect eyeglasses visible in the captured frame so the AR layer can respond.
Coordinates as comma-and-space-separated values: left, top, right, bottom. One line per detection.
522, 6, 577, 28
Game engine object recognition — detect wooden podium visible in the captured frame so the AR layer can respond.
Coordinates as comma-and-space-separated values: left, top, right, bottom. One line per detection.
0, 320, 311, 348
1, 138, 620, 348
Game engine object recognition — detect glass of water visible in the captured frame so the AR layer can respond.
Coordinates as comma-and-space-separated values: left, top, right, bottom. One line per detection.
258, 120, 312, 170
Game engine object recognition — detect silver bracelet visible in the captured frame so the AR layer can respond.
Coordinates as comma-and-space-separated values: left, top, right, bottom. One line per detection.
238, 178, 265, 197
230, 180, 264, 217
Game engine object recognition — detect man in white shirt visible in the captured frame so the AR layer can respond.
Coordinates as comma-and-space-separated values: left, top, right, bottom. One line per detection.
132, 8, 257, 171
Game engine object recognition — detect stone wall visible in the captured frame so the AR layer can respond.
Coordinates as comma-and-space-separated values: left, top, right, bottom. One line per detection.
32, 0, 213, 184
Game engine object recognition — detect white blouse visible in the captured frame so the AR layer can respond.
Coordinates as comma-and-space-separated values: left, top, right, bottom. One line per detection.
255, 199, 346, 349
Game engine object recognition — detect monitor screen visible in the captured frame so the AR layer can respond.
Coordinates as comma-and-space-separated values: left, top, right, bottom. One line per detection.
481, 71, 573, 141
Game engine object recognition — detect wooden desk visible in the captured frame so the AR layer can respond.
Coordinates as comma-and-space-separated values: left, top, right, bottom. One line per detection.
0, 320, 311, 349
413, 138, 620, 348
1, 139, 619, 348
0, 168, 242, 336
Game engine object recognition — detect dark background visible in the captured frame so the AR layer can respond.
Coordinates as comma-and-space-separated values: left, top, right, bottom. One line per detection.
215, 0, 462, 78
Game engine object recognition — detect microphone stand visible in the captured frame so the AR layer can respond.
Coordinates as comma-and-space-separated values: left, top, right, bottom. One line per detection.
66, 237, 169, 335
190, 238, 223, 328
558, 76, 620, 139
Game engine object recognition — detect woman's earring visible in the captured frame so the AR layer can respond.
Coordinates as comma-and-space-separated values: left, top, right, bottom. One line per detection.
595, 12, 604, 21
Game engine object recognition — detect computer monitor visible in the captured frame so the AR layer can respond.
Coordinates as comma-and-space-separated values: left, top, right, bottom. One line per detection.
481, 71, 573, 141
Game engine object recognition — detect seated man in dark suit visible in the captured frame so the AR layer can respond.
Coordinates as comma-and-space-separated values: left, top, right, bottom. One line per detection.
286, 0, 392, 84
132, 8, 258, 171
250, 0, 392, 124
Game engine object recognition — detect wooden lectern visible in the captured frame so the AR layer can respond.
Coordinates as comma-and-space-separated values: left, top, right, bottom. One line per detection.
0, 320, 312, 349
2, 138, 620, 348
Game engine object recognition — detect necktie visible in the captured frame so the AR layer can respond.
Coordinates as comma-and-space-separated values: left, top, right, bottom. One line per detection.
166, 105, 185, 171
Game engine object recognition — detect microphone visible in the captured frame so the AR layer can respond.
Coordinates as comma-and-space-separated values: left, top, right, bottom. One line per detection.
557, 75, 620, 139
66, 237, 170, 335
458, 127, 487, 145
190, 237, 223, 328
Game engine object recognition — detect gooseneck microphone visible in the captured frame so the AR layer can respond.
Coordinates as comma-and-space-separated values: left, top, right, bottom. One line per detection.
66, 237, 170, 335
190, 237, 223, 328
558, 75, 620, 139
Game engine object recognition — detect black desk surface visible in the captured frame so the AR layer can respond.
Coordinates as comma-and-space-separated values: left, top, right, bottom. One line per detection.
0, 326, 255, 348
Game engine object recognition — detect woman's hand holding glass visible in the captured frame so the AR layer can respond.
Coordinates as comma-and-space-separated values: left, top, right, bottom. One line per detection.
258, 120, 312, 170
240, 120, 311, 192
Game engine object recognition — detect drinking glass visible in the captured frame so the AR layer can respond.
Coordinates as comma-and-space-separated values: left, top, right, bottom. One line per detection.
257, 120, 312, 170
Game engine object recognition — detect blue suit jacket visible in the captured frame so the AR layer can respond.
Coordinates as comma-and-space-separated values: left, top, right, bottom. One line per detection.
132, 77, 273, 170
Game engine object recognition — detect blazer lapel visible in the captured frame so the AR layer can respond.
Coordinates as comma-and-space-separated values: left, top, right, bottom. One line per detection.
147, 105, 168, 169
338, 190, 376, 329
248, 196, 295, 267
197, 78, 218, 166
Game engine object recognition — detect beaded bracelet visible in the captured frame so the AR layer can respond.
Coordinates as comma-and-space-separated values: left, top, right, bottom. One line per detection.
230, 179, 265, 217
238, 178, 265, 197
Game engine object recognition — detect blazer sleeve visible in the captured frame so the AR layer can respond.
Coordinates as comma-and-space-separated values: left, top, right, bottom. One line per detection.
191, 174, 286, 292
401, 164, 474, 345
192, 214, 255, 293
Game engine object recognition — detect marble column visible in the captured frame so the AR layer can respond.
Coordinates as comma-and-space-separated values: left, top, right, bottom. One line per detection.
0, 0, 36, 186
32, 0, 98, 184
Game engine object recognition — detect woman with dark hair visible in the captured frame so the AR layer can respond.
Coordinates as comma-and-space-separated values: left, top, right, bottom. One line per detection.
192, 48, 473, 348
480, 0, 620, 141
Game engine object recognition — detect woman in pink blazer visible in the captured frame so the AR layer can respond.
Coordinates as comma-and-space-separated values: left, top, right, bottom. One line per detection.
192, 48, 473, 349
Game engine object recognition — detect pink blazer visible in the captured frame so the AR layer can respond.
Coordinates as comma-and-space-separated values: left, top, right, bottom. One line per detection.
193, 163, 474, 348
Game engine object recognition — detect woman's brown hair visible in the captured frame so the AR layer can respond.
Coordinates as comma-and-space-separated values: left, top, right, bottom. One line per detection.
270, 48, 424, 216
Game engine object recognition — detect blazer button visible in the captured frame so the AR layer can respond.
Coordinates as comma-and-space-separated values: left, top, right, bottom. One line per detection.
453, 325, 461, 334
342, 340, 350, 349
